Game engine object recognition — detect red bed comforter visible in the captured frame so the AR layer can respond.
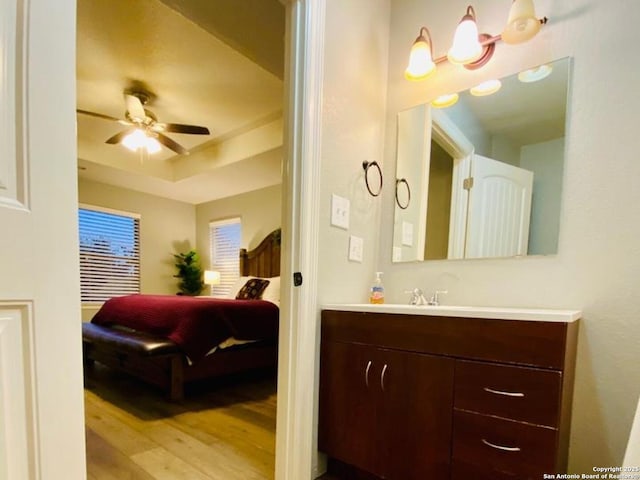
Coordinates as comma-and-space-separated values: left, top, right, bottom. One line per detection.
91, 295, 279, 361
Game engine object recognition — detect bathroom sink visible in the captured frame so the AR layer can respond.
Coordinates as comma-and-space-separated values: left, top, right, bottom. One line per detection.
322, 303, 581, 322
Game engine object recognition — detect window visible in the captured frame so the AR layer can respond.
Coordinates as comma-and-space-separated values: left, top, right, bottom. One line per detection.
78, 206, 140, 302
209, 218, 242, 297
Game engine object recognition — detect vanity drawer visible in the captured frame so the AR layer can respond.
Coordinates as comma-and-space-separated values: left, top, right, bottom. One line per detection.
452, 409, 558, 477
451, 460, 522, 480
455, 360, 562, 427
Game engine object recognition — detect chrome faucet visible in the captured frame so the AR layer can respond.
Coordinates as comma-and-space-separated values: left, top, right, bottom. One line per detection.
428, 290, 448, 306
407, 288, 428, 305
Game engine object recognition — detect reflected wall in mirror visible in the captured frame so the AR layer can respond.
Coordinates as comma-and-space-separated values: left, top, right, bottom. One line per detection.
392, 57, 570, 262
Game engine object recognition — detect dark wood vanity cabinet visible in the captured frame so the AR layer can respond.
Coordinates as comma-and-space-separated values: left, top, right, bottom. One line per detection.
318, 309, 579, 480
319, 341, 454, 479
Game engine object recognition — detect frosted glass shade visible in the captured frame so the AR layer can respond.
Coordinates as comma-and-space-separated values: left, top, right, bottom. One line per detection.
447, 9, 482, 65
122, 129, 162, 154
431, 93, 459, 108
502, 0, 541, 44
405, 30, 436, 81
518, 64, 552, 83
470, 79, 502, 96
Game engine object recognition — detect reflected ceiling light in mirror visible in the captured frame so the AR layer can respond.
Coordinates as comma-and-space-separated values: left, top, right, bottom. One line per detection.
447, 6, 483, 65
518, 63, 553, 83
470, 79, 502, 96
405, 27, 436, 81
431, 93, 459, 108
404, 2, 547, 79
502, 0, 543, 44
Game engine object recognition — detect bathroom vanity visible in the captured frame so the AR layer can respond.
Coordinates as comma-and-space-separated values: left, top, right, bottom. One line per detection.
318, 305, 580, 480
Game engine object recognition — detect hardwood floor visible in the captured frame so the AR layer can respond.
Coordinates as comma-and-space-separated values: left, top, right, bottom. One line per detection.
84, 363, 277, 480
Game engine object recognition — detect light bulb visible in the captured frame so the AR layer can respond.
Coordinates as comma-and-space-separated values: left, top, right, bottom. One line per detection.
122, 129, 147, 152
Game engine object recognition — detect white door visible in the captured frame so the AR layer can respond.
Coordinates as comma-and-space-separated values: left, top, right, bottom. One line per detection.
465, 154, 534, 258
0, 0, 86, 479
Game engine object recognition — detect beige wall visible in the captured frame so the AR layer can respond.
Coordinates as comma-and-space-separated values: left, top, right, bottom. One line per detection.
375, 0, 640, 472
78, 178, 196, 319
195, 184, 282, 269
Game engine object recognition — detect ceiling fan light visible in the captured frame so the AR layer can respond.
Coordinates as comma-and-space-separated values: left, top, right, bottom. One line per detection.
145, 136, 162, 154
122, 129, 147, 152
405, 27, 436, 81
447, 6, 483, 65
502, 0, 541, 44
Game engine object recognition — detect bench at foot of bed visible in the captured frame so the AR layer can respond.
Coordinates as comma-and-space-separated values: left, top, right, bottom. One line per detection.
82, 323, 278, 402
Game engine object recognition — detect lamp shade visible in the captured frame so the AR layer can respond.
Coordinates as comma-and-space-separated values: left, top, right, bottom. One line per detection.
470, 79, 502, 96
502, 0, 541, 44
447, 6, 482, 65
405, 28, 436, 81
204, 270, 221, 285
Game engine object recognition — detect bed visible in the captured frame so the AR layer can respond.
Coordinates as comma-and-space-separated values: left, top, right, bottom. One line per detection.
82, 228, 281, 401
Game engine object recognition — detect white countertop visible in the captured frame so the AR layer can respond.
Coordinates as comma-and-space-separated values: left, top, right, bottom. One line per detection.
322, 303, 581, 322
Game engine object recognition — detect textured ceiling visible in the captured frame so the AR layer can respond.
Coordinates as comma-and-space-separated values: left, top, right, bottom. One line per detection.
76, 0, 285, 204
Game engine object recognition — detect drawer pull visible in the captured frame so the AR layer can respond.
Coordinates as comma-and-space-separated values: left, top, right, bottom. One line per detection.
481, 438, 521, 452
365, 360, 372, 388
483, 387, 525, 398
381, 364, 388, 391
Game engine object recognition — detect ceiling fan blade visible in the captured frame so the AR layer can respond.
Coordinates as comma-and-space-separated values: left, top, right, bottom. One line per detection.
156, 133, 189, 155
125, 94, 146, 121
77, 109, 121, 122
163, 123, 210, 135
105, 128, 135, 145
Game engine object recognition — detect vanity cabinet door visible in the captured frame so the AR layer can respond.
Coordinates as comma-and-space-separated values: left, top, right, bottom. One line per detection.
379, 349, 454, 480
318, 341, 380, 475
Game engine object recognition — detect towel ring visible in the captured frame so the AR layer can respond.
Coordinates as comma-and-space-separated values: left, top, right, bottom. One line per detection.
362, 160, 383, 197
395, 178, 411, 209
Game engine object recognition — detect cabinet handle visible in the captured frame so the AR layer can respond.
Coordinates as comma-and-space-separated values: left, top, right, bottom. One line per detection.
380, 364, 388, 391
365, 360, 372, 388
481, 438, 521, 452
483, 387, 525, 398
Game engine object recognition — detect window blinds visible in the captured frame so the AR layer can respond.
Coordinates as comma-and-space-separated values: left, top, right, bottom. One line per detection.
78, 207, 140, 303
209, 218, 242, 297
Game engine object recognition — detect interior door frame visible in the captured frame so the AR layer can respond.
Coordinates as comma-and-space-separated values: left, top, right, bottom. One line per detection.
277, 0, 324, 478
431, 109, 473, 260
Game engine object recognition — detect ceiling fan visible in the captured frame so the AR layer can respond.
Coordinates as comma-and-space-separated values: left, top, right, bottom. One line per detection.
77, 88, 210, 155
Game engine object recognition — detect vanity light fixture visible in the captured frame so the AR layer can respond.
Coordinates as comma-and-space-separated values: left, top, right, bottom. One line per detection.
405, 27, 436, 80
518, 63, 553, 83
405, 2, 547, 80
502, 0, 542, 44
431, 93, 459, 108
447, 6, 483, 65
470, 79, 502, 96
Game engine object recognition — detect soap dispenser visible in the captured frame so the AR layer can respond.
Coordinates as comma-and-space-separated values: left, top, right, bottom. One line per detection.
369, 272, 385, 304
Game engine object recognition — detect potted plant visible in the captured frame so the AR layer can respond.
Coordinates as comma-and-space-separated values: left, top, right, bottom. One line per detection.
173, 250, 204, 296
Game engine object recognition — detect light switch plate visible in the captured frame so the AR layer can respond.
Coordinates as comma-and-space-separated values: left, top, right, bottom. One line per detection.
402, 221, 414, 246
331, 194, 350, 229
392, 246, 402, 262
348, 235, 364, 262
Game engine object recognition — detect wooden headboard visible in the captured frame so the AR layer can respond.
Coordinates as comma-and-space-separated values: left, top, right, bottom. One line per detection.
239, 229, 281, 278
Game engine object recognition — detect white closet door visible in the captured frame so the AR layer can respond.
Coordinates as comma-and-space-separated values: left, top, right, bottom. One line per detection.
465, 154, 534, 259
0, 0, 86, 478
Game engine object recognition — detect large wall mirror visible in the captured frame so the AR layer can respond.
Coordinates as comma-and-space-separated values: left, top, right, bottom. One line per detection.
392, 57, 571, 262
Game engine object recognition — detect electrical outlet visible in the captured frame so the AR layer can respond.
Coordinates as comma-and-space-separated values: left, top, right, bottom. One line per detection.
331, 194, 350, 229
348, 235, 364, 262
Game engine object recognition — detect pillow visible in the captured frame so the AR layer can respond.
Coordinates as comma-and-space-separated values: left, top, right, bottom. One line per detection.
261, 276, 280, 304
228, 276, 253, 299
236, 278, 270, 300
